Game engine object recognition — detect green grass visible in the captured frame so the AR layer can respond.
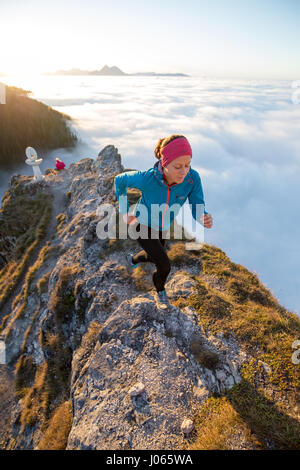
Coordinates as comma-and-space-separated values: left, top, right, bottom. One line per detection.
0, 85, 78, 168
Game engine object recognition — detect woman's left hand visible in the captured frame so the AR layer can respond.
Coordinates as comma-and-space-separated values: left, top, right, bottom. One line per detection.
201, 213, 213, 228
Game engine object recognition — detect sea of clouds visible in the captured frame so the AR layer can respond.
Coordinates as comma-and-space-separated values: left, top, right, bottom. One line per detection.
0, 74, 299, 316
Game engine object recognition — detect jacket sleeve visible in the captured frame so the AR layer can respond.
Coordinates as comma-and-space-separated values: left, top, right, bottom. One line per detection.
114, 170, 147, 214
188, 171, 208, 223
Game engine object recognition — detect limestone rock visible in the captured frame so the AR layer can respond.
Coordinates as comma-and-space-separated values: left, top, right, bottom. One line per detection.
129, 382, 145, 397
181, 419, 194, 434
166, 272, 198, 299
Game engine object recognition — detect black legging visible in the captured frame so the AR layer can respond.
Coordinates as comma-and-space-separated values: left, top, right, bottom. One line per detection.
131, 223, 171, 292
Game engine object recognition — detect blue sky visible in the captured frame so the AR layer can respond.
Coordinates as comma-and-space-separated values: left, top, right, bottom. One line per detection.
1, 0, 300, 78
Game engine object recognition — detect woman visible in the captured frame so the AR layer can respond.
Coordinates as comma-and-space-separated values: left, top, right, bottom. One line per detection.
114, 134, 213, 310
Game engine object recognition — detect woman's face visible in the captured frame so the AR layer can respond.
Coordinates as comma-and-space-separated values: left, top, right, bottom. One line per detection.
163, 155, 191, 184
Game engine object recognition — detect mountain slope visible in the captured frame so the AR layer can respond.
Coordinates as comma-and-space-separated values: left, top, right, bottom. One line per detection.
0, 146, 299, 450
0, 85, 78, 169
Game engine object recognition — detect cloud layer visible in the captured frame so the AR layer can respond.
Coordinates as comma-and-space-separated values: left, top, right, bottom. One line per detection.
1, 74, 299, 316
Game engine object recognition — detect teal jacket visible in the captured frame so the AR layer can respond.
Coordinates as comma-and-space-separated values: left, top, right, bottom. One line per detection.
114, 159, 208, 231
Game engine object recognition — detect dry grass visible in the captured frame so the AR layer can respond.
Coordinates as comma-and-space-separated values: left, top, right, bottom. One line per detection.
166, 242, 186, 265
56, 213, 67, 235
17, 331, 73, 432
188, 396, 262, 450
19, 361, 49, 427
48, 264, 83, 322
36, 401, 72, 450
15, 354, 37, 397
37, 271, 51, 294
3, 242, 56, 338
132, 265, 153, 291
12, 266, 78, 439
166, 241, 202, 269
0, 191, 52, 317
200, 244, 278, 309
225, 379, 300, 449
176, 243, 300, 449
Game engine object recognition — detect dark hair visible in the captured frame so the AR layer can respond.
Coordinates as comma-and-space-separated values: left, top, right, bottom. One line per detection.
154, 134, 186, 160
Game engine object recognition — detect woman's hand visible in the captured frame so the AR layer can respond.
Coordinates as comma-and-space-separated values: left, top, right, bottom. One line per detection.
122, 213, 138, 225
200, 213, 213, 228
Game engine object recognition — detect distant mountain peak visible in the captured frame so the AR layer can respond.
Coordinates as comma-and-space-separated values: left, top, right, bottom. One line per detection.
98, 65, 125, 75
44, 65, 189, 77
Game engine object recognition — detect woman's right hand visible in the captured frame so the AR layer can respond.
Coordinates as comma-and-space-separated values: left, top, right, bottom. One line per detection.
122, 213, 138, 225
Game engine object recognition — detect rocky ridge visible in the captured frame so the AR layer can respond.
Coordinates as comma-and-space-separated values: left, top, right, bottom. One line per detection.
0, 145, 298, 450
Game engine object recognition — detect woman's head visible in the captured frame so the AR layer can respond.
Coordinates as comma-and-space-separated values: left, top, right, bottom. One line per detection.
154, 134, 192, 184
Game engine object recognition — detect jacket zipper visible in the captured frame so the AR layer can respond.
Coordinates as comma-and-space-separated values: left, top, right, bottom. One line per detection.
159, 176, 177, 229
159, 180, 178, 229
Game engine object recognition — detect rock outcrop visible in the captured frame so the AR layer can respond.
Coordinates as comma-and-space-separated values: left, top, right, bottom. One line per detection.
0, 145, 299, 450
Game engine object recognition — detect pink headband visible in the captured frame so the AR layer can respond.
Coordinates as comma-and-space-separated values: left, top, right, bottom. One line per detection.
160, 137, 192, 168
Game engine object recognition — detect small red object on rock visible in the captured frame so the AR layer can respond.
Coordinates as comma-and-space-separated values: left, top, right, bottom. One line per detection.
56, 158, 66, 170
